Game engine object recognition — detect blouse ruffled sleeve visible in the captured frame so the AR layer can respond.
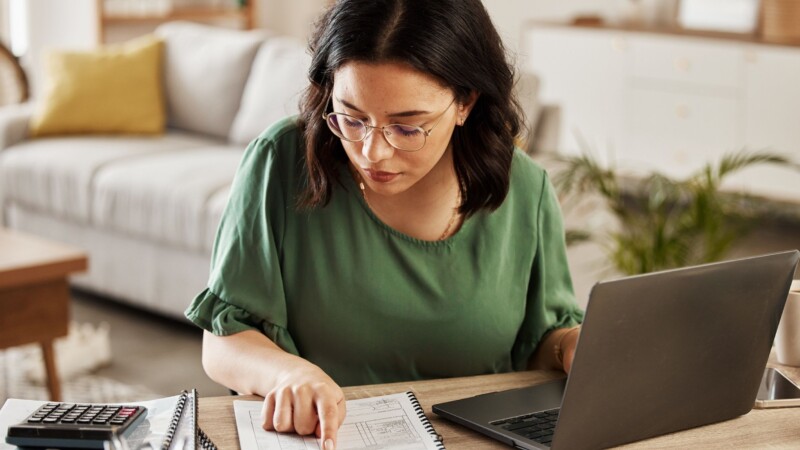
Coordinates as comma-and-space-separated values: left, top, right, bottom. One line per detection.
185, 287, 299, 355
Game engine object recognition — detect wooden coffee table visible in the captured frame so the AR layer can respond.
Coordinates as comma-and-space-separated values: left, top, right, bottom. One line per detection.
0, 228, 88, 401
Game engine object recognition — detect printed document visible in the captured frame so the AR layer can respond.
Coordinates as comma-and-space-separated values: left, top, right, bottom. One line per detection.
234, 391, 442, 450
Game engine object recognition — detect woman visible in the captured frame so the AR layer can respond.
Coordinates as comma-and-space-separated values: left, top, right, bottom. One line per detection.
185, 1, 583, 449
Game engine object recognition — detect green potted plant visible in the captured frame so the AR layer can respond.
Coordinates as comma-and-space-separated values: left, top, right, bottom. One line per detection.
554, 149, 795, 275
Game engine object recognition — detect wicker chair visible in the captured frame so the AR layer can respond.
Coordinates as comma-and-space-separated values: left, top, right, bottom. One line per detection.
0, 41, 28, 106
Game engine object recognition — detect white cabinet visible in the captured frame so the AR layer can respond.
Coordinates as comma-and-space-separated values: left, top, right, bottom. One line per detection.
629, 36, 743, 90
525, 26, 627, 162
735, 45, 800, 202
626, 87, 740, 179
625, 35, 744, 180
524, 24, 800, 202
744, 46, 800, 151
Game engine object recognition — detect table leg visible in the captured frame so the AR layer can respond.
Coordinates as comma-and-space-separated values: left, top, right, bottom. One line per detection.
40, 341, 62, 401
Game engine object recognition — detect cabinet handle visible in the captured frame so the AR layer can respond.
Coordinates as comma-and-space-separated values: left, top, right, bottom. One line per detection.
674, 57, 692, 72
676, 104, 690, 118
673, 150, 689, 165
612, 37, 628, 52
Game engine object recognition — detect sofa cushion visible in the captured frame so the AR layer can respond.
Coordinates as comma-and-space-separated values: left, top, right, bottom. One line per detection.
90, 147, 243, 252
29, 35, 165, 137
156, 22, 264, 139
0, 133, 214, 223
204, 186, 231, 252
228, 36, 311, 145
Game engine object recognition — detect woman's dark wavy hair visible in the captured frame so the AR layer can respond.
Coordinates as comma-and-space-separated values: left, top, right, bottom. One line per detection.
298, 0, 522, 217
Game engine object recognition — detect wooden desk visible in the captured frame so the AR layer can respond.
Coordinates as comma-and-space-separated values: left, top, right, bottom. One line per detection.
200, 360, 800, 449
0, 229, 88, 401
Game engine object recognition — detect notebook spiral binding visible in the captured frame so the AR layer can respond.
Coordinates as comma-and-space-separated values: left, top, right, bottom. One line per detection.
160, 390, 218, 450
161, 392, 186, 450
406, 391, 446, 449
198, 428, 217, 450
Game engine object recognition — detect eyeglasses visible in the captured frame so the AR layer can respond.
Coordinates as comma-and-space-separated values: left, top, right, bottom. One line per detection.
323, 97, 456, 152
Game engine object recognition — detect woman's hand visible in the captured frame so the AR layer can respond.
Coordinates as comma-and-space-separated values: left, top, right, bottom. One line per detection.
202, 330, 346, 448
528, 325, 581, 373
261, 361, 347, 450
560, 327, 580, 374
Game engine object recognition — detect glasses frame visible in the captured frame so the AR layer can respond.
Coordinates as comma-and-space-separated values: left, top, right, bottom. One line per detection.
322, 96, 456, 152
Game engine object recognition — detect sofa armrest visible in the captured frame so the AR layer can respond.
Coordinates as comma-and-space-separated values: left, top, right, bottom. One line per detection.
0, 102, 33, 151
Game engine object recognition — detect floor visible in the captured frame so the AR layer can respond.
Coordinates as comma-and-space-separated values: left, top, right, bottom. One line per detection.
70, 290, 230, 398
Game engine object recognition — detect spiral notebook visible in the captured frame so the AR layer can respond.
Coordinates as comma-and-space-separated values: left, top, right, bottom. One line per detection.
233, 391, 445, 449
104, 389, 218, 450
158, 389, 218, 450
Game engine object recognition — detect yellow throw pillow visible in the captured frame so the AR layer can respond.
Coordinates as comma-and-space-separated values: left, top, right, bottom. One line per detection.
30, 35, 165, 136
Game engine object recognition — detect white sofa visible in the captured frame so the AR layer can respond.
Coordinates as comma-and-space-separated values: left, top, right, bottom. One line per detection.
0, 22, 311, 319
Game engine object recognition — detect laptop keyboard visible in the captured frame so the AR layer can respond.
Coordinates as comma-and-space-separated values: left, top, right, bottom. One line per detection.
490, 408, 560, 445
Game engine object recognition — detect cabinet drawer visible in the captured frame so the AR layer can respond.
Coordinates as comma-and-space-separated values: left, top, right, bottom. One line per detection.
631, 36, 743, 89
624, 88, 741, 179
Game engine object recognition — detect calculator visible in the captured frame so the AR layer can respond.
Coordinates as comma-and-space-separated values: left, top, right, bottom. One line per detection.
5, 402, 147, 449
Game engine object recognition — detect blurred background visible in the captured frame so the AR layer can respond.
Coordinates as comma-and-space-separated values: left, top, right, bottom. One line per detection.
1, 0, 799, 403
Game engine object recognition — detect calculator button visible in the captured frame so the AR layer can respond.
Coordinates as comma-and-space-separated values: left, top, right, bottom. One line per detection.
26, 417, 43, 423
42, 418, 58, 423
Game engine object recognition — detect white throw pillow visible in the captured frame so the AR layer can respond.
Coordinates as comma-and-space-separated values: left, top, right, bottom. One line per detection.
156, 22, 265, 139
228, 36, 311, 145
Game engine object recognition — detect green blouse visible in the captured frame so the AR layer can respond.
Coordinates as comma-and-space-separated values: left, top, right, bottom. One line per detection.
185, 117, 583, 387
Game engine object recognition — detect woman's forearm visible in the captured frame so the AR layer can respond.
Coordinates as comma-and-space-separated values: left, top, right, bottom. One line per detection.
202, 329, 305, 396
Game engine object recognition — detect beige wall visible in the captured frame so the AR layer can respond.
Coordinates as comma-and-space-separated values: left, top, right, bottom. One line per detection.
18, 0, 99, 97
253, 1, 675, 59
256, 0, 631, 45
0, 0, 8, 47
256, 0, 327, 41
482, 0, 676, 59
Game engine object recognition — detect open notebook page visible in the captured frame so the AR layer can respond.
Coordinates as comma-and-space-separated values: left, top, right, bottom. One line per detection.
234, 391, 443, 450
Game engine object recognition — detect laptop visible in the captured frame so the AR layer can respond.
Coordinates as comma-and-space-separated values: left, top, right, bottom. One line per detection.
433, 250, 800, 449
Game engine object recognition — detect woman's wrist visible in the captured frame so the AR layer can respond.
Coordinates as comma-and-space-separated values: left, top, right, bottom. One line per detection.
528, 325, 581, 370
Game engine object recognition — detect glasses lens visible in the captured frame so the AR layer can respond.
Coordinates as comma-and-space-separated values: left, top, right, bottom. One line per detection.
327, 113, 366, 141
385, 124, 426, 151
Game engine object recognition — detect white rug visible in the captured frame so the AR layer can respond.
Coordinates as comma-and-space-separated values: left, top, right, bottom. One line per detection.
0, 322, 160, 404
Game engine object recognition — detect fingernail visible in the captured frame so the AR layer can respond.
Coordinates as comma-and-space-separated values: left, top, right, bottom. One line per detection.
324, 438, 335, 450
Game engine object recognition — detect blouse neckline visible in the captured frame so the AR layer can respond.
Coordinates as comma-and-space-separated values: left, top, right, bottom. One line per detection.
341, 165, 474, 247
